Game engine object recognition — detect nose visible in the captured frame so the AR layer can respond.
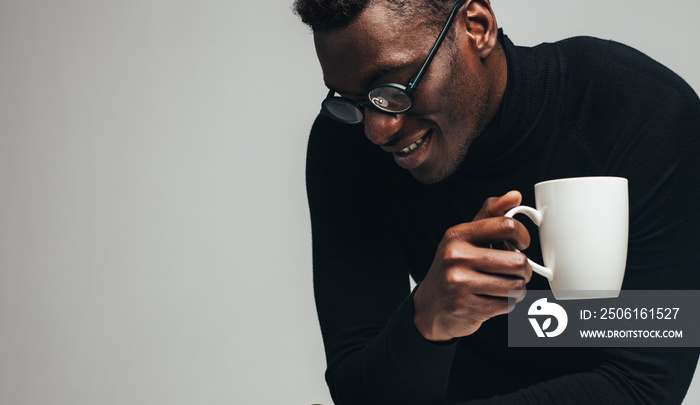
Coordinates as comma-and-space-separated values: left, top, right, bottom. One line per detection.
363, 108, 405, 146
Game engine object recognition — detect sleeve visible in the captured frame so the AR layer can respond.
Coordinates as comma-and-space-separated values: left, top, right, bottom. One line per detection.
306, 115, 458, 405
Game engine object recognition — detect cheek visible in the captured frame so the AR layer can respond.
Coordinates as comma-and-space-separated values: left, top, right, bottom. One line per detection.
445, 68, 491, 125
409, 55, 457, 112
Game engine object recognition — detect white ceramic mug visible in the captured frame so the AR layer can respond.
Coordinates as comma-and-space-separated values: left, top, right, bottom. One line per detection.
505, 177, 629, 300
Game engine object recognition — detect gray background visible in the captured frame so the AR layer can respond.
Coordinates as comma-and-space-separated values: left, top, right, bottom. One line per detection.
0, 1, 698, 404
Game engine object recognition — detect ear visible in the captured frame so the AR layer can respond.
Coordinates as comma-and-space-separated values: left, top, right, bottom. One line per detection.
460, 0, 499, 59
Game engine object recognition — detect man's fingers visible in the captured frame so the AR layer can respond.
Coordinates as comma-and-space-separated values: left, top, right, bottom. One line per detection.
445, 216, 531, 251
444, 249, 532, 287
443, 269, 530, 321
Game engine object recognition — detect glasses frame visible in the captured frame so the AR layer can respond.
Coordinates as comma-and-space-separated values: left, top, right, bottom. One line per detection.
321, 0, 467, 124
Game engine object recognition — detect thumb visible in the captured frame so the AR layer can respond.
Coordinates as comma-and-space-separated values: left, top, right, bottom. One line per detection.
473, 190, 522, 221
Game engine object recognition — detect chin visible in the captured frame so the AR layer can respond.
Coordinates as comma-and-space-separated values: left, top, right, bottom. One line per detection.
410, 164, 453, 185
411, 149, 467, 185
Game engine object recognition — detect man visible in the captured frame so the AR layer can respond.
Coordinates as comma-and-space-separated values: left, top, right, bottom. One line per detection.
295, 0, 700, 403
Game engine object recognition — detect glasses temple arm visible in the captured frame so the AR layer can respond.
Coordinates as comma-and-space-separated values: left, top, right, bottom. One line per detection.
407, 0, 467, 91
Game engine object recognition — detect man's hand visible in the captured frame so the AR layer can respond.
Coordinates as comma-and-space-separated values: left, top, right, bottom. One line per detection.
413, 191, 532, 342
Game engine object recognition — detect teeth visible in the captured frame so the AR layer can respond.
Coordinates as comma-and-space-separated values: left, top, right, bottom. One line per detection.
399, 136, 425, 154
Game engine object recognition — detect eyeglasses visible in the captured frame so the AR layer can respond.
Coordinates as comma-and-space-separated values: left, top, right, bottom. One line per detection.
321, 0, 467, 125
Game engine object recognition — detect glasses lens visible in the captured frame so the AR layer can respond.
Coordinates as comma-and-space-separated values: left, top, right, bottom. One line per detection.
368, 86, 412, 113
323, 98, 363, 124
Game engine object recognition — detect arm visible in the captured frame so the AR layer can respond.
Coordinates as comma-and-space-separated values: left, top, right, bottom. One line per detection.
307, 115, 455, 404
306, 116, 531, 405
445, 349, 698, 405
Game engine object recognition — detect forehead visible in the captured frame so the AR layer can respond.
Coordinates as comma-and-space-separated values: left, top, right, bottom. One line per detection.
313, 3, 434, 95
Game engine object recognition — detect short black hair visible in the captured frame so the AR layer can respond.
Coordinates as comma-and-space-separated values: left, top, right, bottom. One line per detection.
293, 0, 462, 32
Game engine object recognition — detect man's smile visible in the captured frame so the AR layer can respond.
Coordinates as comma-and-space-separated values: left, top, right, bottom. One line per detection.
399, 134, 427, 154
391, 130, 433, 170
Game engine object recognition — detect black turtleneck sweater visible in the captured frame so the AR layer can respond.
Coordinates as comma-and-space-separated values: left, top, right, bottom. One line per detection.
306, 32, 700, 405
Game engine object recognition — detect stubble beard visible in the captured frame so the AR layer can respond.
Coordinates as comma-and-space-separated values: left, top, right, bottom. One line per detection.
414, 82, 492, 185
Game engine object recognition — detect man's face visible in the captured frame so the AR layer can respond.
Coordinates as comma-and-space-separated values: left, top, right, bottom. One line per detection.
314, 2, 500, 184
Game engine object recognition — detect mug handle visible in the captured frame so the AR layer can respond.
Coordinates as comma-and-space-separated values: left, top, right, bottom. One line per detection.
504, 206, 554, 281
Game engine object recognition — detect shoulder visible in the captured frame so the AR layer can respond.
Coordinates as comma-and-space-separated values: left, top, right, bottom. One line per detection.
552, 36, 698, 110
306, 114, 371, 173
306, 114, 387, 191
538, 35, 700, 147
305, 114, 398, 225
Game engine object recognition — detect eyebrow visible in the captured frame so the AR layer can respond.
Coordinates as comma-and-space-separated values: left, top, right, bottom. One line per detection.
324, 64, 408, 96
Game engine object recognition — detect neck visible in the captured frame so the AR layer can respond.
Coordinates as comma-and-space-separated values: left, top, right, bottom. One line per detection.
482, 41, 508, 131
